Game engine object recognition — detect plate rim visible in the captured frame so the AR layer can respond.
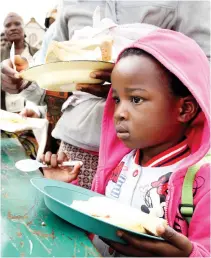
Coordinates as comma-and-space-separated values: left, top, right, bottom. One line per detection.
21, 60, 115, 73
31, 178, 164, 241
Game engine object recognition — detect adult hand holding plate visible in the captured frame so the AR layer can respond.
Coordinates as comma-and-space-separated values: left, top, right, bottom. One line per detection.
76, 69, 112, 98
19, 60, 114, 93
19, 37, 114, 93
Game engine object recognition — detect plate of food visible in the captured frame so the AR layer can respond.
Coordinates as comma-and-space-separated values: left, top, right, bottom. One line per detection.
0, 109, 47, 132
31, 178, 166, 243
20, 37, 115, 92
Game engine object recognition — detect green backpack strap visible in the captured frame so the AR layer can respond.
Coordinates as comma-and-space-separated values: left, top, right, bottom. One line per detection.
180, 153, 211, 224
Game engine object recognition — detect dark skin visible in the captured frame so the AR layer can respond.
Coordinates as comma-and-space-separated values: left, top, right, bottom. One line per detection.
76, 70, 112, 97
40, 54, 198, 256
40, 152, 81, 183
101, 225, 193, 257
4, 14, 25, 55
1, 14, 30, 93
102, 54, 198, 256
1, 56, 112, 95
2, 14, 112, 97
1, 55, 30, 94
112, 55, 198, 165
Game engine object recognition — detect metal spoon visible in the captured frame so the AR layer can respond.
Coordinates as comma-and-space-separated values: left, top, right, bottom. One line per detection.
15, 159, 83, 172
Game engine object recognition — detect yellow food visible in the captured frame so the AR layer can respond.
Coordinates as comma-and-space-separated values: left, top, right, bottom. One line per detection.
0, 117, 26, 124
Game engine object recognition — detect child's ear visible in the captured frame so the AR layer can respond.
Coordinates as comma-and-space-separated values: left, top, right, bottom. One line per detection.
178, 96, 199, 123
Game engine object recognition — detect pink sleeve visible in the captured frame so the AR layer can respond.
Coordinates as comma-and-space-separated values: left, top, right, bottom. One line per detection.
70, 178, 78, 185
189, 188, 210, 257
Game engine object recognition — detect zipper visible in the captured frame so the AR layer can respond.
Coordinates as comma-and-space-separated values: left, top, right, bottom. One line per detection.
165, 187, 171, 225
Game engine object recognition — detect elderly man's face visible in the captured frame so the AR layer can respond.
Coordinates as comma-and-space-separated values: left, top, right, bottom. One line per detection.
4, 15, 24, 43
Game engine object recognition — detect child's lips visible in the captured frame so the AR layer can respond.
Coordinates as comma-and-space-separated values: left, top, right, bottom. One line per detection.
116, 125, 130, 140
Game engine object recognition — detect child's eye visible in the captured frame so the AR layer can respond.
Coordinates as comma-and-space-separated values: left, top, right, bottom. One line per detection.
112, 96, 120, 104
131, 96, 143, 104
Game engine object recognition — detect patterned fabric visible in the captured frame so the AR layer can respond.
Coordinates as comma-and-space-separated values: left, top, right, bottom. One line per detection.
59, 141, 98, 189
1, 130, 38, 159
44, 91, 70, 153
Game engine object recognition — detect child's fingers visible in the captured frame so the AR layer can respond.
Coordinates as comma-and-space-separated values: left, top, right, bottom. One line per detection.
50, 154, 58, 167
57, 152, 68, 164
72, 162, 82, 173
156, 225, 192, 252
44, 151, 53, 165
39, 154, 45, 163
67, 165, 81, 182
66, 162, 81, 181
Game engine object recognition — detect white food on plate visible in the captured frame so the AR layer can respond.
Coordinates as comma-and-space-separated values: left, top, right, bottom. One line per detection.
70, 196, 167, 235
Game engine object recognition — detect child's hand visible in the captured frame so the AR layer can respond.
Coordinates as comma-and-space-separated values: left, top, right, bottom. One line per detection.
40, 152, 81, 183
102, 224, 192, 257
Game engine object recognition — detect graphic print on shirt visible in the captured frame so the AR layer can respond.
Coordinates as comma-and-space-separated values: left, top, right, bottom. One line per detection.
141, 172, 172, 218
110, 161, 127, 198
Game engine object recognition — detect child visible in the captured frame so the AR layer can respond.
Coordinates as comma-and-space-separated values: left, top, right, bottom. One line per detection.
41, 29, 210, 257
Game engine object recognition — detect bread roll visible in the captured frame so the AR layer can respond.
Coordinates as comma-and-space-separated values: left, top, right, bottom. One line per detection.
45, 36, 113, 63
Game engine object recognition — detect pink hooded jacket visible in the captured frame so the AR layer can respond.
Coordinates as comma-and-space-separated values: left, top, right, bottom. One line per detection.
91, 29, 210, 257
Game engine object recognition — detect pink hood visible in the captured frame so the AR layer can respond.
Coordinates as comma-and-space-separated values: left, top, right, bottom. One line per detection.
92, 28, 210, 194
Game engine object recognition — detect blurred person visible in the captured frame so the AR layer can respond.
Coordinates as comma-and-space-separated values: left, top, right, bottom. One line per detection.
33, 5, 68, 154
1, 12, 38, 63
0, 32, 8, 47
44, 8, 57, 30
1, 12, 44, 159
47, 0, 211, 189
1, 12, 40, 111
41, 28, 211, 257
34, 7, 58, 65
1, 1, 210, 187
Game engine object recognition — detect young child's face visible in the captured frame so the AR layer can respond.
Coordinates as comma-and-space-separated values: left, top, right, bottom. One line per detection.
111, 54, 183, 150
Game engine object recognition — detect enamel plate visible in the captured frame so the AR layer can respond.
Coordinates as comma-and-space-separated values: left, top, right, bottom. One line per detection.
20, 60, 114, 92
31, 178, 164, 244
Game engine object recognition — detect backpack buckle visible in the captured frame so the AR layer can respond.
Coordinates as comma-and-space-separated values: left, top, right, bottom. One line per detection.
179, 204, 195, 217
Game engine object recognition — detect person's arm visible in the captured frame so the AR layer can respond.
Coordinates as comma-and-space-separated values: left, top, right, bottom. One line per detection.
53, 0, 106, 42
34, 23, 57, 65
173, 1, 210, 60
21, 101, 47, 119
20, 83, 46, 106
1, 55, 46, 105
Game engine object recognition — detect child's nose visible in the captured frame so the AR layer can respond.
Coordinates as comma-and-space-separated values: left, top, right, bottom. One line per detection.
114, 104, 129, 121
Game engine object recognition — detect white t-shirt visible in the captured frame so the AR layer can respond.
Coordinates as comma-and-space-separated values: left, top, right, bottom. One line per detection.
93, 140, 190, 257
106, 150, 179, 218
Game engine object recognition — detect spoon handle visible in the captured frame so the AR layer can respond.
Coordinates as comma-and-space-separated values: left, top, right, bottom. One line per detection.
62, 161, 83, 166
41, 161, 83, 168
